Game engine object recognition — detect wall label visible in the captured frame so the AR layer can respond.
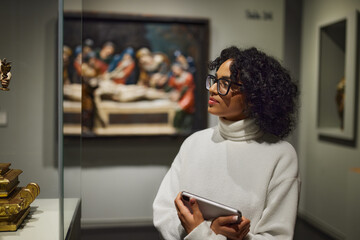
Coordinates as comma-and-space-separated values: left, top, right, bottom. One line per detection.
245, 10, 273, 21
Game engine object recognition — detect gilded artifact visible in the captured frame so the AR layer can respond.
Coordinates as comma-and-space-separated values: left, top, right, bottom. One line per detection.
0, 58, 12, 91
335, 77, 345, 129
0, 163, 40, 231
0, 165, 22, 197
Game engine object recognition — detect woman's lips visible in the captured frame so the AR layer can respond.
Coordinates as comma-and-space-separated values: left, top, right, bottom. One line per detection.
208, 97, 219, 105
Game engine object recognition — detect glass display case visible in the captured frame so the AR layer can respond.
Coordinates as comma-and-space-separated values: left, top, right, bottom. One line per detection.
0, 0, 81, 239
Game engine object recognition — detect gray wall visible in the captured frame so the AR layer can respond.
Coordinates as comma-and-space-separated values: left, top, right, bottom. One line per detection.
72, 0, 286, 226
298, 0, 360, 239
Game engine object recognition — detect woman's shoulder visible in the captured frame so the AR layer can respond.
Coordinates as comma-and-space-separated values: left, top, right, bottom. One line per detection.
268, 140, 298, 175
255, 136, 298, 173
258, 134, 296, 154
181, 127, 216, 146
188, 127, 215, 139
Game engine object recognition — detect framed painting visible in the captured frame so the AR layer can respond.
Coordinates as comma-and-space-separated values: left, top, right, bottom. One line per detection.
63, 12, 209, 136
317, 10, 359, 146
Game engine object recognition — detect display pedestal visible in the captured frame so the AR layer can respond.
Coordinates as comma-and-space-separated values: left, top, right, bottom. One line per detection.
0, 198, 80, 239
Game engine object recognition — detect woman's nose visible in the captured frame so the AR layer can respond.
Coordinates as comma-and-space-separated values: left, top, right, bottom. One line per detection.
209, 82, 218, 95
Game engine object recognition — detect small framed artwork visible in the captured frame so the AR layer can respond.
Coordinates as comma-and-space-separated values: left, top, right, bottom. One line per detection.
317, 10, 359, 146
63, 12, 209, 136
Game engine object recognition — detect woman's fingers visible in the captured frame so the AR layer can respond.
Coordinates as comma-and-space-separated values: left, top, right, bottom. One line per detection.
174, 192, 187, 213
238, 217, 250, 229
211, 216, 251, 240
174, 192, 194, 218
233, 217, 251, 240
189, 198, 204, 221
174, 192, 205, 234
174, 192, 182, 212
216, 215, 241, 226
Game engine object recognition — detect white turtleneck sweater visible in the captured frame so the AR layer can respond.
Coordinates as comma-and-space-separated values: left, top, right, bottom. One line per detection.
153, 118, 300, 240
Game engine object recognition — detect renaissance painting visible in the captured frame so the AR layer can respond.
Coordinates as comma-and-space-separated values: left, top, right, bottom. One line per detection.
63, 12, 209, 136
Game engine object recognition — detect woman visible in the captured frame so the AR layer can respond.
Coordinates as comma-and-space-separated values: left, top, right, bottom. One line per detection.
153, 46, 299, 240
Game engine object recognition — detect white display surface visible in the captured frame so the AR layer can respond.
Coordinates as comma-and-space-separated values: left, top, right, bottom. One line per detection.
0, 198, 80, 240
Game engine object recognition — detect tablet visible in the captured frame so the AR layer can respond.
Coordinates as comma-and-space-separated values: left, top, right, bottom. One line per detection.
181, 191, 242, 223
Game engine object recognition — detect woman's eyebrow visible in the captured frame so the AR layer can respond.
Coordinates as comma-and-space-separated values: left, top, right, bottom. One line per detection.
215, 74, 231, 80
220, 76, 231, 80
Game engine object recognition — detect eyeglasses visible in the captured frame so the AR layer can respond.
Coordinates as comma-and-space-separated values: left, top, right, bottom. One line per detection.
206, 75, 243, 96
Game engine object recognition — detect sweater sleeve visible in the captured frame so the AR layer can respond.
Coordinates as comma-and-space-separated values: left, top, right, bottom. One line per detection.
185, 221, 226, 240
245, 178, 300, 240
153, 153, 186, 240
244, 142, 300, 240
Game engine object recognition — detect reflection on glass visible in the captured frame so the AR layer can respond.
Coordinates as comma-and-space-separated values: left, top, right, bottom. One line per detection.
63, 45, 82, 136
63, 1, 82, 239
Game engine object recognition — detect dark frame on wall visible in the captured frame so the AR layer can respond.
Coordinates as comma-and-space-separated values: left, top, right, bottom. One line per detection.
317, 10, 359, 147
63, 12, 209, 136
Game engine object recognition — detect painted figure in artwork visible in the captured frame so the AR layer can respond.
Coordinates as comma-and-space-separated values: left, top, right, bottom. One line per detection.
136, 47, 170, 88
107, 47, 136, 85
167, 63, 195, 131
174, 50, 196, 76
63, 46, 73, 85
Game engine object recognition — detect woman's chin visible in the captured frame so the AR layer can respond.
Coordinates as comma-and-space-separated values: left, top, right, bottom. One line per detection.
207, 107, 220, 116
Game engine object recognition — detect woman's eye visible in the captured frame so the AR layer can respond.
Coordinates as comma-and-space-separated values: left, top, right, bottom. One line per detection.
219, 80, 229, 88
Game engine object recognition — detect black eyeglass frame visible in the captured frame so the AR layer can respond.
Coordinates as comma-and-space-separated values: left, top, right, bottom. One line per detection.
206, 74, 243, 96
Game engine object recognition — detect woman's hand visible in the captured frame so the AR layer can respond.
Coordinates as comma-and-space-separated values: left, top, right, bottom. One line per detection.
174, 192, 204, 234
211, 216, 251, 240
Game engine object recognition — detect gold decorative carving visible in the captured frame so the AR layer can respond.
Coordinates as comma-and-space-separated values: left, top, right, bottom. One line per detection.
0, 58, 12, 91
0, 163, 40, 231
0, 168, 22, 197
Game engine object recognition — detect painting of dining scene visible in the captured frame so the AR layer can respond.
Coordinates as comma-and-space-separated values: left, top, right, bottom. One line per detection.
63, 13, 209, 136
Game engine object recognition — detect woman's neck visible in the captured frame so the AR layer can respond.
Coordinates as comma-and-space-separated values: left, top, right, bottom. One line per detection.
218, 117, 263, 141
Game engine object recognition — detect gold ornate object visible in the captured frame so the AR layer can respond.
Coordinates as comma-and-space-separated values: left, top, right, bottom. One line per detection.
0, 58, 12, 91
335, 77, 345, 129
0, 163, 40, 231
0, 165, 22, 197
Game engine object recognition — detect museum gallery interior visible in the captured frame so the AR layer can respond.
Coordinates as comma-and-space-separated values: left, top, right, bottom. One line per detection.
0, 0, 359, 239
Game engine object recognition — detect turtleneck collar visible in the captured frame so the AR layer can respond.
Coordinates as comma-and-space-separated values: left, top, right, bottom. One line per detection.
218, 117, 263, 141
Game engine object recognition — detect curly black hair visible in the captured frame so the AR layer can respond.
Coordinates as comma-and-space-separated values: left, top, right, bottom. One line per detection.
209, 46, 299, 139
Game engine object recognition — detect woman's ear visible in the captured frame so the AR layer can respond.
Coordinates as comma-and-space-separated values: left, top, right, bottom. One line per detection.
241, 100, 251, 117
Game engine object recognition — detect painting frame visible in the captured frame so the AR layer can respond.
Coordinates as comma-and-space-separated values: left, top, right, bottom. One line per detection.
317, 10, 359, 146
63, 12, 209, 137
